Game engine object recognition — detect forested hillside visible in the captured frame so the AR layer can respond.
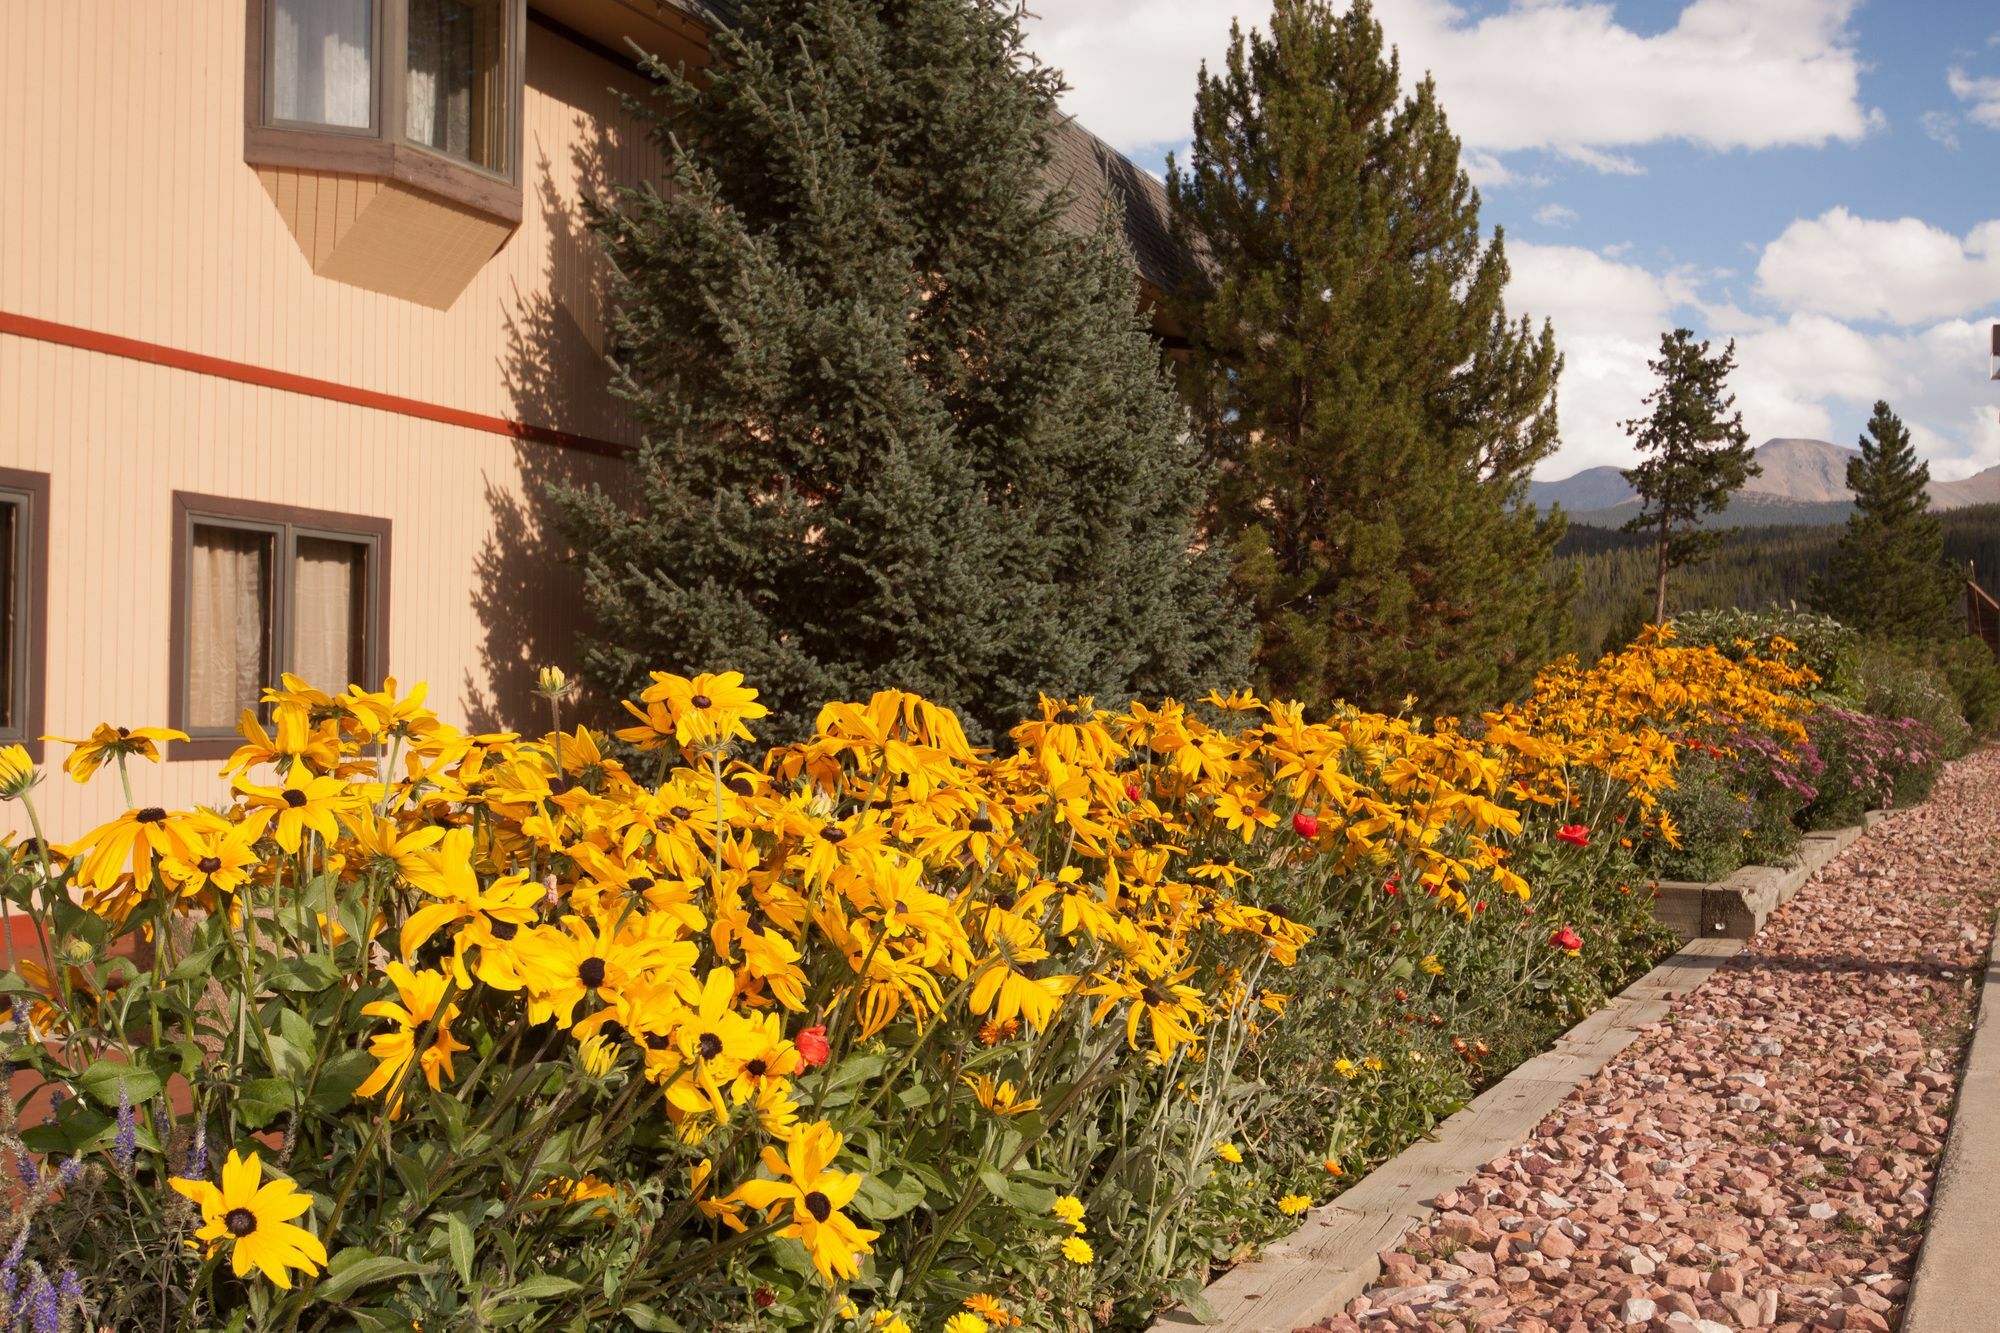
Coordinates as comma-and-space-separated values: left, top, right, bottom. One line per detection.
1558, 504, 2000, 655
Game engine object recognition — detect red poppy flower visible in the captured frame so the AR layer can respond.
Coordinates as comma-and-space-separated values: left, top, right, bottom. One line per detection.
796, 1024, 830, 1067
1125, 782, 1141, 803
1550, 926, 1583, 953
1556, 825, 1590, 847
1292, 810, 1320, 839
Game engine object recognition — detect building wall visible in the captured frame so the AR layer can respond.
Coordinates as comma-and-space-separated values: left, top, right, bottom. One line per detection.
0, 3, 668, 836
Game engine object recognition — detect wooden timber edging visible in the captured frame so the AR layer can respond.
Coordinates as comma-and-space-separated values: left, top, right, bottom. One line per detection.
1650, 811, 1890, 944
1901, 904, 2000, 1332
1149, 937, 1745, 1333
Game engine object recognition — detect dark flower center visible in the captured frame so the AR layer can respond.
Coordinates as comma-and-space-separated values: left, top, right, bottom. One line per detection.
745, 1058, 768, 1078
281, 789, 308, 809
489, 918, 519, 941
690, 694, 713, 710
197, 856, 223, 875
1140, 985, 1168, 1007
136, 807, 168, 824
644, 1032, 672, 1050
577, 957, 607, 989
225, 1207, 258, 1237
598, 1020, 630, 1045
697, 1032, 723, 1061
1054, 710, 1082, 726
968, 813, 993, 833
725, 776, 753, 797
820, 826, 847, 844
627, 876, 655, 892
670, 806, 692, 821
992, 892, 1015, 910
803, 1190, 832, 1223
116, 727, 131, 739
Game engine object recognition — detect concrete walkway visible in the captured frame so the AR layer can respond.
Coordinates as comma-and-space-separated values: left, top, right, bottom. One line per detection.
1307, 746, 2000, 1333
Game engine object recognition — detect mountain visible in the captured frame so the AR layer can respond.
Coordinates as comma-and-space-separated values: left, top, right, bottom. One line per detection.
1532, 438, 2000, 527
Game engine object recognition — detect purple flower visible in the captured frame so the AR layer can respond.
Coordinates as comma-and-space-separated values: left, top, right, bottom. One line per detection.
112, 1079, 136, 1172
188, 1121, 207, 1179
1, 1228, 25, 1301
22, 1268, 57, 1333
11, 1153, 34, 1190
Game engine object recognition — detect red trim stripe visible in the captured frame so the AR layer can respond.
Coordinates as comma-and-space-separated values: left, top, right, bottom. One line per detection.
0, 310, 631, 459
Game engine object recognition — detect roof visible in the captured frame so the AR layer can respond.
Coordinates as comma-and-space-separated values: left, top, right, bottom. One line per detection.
653, 0, 1188, 296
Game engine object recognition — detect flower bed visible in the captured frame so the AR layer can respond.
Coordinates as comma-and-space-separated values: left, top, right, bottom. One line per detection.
0, 631, 1819, 1331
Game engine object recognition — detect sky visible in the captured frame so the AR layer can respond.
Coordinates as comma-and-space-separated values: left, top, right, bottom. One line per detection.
1017, 0, 2000, 481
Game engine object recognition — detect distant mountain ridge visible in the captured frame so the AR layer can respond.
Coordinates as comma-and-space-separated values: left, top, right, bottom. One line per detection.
1531, 438, 2000, 528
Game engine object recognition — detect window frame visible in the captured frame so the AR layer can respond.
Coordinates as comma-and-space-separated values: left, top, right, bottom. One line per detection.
243, 0, 526, 225
169, 493, 393, 760
0, 469, 50, 762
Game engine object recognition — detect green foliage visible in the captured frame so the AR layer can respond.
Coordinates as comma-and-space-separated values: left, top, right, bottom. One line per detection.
1926, 635, 2000, 739
1645, 756, 1756, 882
1166, 0, 1569, 716
1556, 503, 2000, 660
1620, 330, 1759, 623
553, 0, 1248, 742
1851, 642, 1973, 757
1810, 402, 1961, 643
1672, 607, 1861, 700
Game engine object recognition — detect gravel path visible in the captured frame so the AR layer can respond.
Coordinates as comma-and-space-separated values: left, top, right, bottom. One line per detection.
1309, 746, 2000, 1333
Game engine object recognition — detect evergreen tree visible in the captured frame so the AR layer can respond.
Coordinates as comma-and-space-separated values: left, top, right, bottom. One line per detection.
553, 0, 1248, 741
1167, 0, 1570, 716
1811, 400, 1960, 641
1620, 329, 1758, 624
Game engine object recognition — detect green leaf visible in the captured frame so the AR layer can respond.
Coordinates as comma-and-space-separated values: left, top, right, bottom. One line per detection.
499, 1275, 581, 1301
309, 1049, 376, 1116
976, 1166, 1055, 1216
165, 940, 225, 984
621, 1305, 681, 1331
313, 1251, 433, 1302
265, 954, 339, 993
445, 1213, 475, 1289
853, 1169, 927, 1221
235, 1078, 297, 1130
73, 1058, 161, 1108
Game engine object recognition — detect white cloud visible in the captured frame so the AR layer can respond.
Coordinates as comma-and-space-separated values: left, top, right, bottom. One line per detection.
1756, 209, 2000, 325
1949, 67, 2000, 128
1512, 241, 2000, 481
1535, 203, 1579, 228
1020, 0, 1876, 175
1921, 110, 1960, 149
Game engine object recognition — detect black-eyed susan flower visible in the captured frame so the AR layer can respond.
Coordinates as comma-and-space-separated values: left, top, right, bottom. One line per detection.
157, 815, 261, 901
638, 670, 767, 748
355, 963, 468, 1118
235, 767, 360, 854
962, 1072, 1039, 1117
45, 722, 186, 784
169, 1150, 328, 1289
726, 1121, 879, 1281
63, 804, 195, 892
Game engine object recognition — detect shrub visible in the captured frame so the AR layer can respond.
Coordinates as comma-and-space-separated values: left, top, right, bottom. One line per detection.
1802, 707, 1946, 828
1851, 643, 1972, 758
1924, 636, 2000, 741
0, 633, 1817, 1331
1673, 607, 1860, 700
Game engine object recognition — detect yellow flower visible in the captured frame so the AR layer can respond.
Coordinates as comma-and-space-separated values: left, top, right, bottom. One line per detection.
170, 1151, 328, 1289
1278, 1193, 1312, 1216
45, 722, 186, 783
962, 1072, 1039, 1117
726, 1121, 880, 1281
0, 745, 41, 800
638, 670, 768, 748
235, 766, 361, 854
1215, 1142, 1242, 1164
1051, 1194, 1086, 1232
535, 665, 575, 700
1420, 954, 1444, 977
355, 963, 468, 1118
1060, 1235, 1094, 1265
943, 1315, 987, 1333
577, 1033, 618, 1078
1333, 1058, 1357, 1079
964, 1294, 1020, 1327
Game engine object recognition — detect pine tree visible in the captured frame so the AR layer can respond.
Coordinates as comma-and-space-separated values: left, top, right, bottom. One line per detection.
552, 0, 1248, 741
1620, 329, 1759, 625
1811, 400, 1959, 641
1168, 0, 1570, 716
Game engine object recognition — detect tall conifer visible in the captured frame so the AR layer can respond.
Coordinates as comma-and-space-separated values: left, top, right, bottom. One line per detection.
553, 0, 1247, 741
1168, 0, 1569, 715
1620, 330, 1758, 624
1812, 400, 1959, 641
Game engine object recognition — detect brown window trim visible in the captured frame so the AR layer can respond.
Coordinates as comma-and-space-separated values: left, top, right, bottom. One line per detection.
168, 493, 393, 762
243, 0, 526, 227
0, 468, 50, 763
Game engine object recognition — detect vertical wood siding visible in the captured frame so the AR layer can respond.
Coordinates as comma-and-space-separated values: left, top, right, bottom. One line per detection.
0, 4, 669, 835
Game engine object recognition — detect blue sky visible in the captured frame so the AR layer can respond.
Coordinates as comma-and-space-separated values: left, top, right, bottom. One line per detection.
1021, 0, 2000, 479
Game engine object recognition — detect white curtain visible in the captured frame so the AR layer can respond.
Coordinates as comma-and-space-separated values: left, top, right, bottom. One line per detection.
293, 538, 366, 693
270, 0, 372, 129
189, 528, 271, 732
405, 0, 475, 160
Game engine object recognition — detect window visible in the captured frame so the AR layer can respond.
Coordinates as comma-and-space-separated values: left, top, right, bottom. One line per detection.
0, 470, 49, 759
247, 0, 523, 194
170, 495, 390, 754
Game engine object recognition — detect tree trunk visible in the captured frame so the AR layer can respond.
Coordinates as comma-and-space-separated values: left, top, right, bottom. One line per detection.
1653, 514, 1671, 626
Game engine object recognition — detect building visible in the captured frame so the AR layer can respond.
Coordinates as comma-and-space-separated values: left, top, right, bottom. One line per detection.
0, 0, 1179, 835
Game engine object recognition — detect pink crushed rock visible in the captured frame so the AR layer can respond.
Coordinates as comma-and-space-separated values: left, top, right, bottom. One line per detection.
1306, 746, 2000, 1333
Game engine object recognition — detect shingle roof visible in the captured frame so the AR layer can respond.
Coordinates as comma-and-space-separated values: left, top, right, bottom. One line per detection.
656, 0, 1190, 295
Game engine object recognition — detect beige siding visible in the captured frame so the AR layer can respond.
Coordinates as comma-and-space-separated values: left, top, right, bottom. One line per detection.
0, 4, 670, 837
